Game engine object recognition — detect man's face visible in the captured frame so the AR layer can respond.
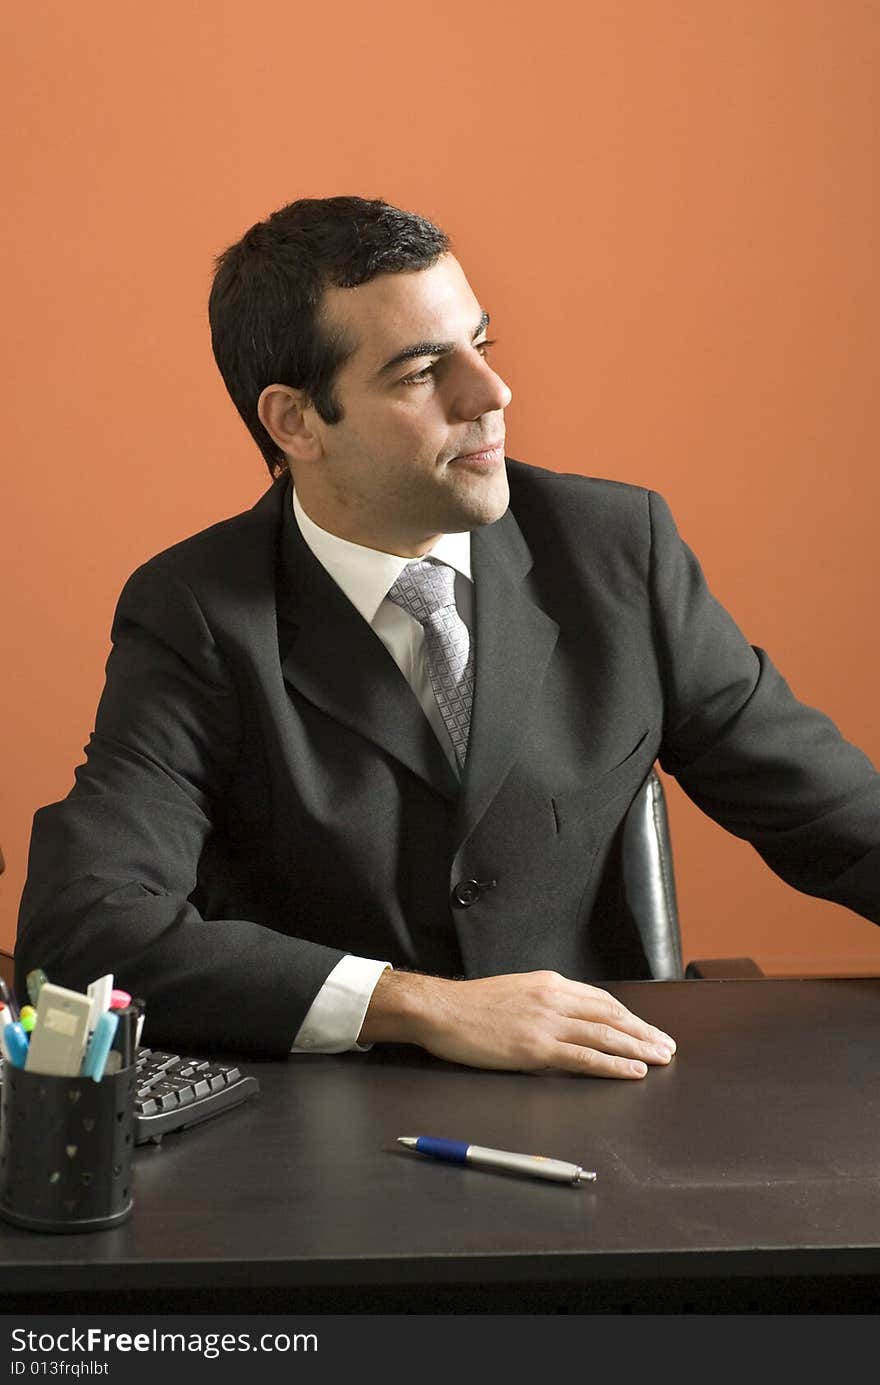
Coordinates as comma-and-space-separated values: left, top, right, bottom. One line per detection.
295, 253, 513, 556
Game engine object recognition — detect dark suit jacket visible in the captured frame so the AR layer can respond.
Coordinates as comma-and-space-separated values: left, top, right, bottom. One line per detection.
16, 460, 880, 1052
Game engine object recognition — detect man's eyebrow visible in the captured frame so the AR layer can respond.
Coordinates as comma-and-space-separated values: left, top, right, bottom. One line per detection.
372, 310, 491, 379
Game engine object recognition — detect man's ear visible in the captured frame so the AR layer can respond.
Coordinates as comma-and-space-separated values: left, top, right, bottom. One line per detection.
257, 385, 322, 465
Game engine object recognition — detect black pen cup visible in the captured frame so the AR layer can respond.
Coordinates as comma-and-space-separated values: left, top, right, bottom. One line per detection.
0, 1062, 135, 1233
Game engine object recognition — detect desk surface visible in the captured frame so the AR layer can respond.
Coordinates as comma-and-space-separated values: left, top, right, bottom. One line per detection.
3, 978, 880, 1313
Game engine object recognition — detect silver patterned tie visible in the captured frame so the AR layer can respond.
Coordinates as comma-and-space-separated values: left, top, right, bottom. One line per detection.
386, 559, 474, 768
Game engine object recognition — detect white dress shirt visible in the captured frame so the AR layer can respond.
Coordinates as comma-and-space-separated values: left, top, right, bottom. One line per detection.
290, 488, 473, 1053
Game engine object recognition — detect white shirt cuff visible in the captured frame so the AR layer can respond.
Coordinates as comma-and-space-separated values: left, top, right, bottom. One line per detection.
291, 955, 391, 1054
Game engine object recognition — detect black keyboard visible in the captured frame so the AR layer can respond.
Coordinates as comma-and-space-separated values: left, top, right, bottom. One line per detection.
133, 1046, 260, 1144
0, 1046, 260, 1145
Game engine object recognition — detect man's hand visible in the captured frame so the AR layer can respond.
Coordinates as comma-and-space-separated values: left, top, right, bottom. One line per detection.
358, 969, 676, 1078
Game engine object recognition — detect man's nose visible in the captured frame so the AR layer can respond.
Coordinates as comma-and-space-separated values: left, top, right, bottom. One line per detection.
450, 352, 513, 419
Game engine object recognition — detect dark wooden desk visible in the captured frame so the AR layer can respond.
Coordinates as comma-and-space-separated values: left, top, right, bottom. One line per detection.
3, 978, 880, 1313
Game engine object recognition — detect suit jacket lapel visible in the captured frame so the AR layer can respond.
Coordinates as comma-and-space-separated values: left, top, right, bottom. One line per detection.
456, 510, 559, 845
275, 481, 459, 801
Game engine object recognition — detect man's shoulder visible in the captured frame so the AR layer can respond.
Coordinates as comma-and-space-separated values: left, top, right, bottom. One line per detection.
125, 475, 288, 593
505, 456, 655, 533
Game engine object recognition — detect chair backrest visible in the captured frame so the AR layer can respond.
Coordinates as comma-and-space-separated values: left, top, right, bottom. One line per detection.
0, 843, 14, 994
0, 948, 14, 994
619, 768, 684, 980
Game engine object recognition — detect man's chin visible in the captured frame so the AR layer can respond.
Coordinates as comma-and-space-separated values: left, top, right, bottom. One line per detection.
451, 484, 510, 533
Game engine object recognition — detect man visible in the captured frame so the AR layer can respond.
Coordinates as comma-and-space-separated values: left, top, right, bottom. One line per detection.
15, 196, 880, 1078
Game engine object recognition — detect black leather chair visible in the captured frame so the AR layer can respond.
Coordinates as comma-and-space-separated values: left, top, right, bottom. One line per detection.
0, 844, 12, 995
621, 768, 763, 980
0, 947, 12, 994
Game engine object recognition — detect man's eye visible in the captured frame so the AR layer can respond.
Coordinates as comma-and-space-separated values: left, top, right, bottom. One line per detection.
400, 339, 496, 387
401, 364, 435, 385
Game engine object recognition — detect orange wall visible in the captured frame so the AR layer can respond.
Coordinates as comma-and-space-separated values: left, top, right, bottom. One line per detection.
2, 1, 879, 974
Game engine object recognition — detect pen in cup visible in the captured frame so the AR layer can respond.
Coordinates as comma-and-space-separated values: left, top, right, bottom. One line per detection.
80, 1009, 119, 1082
86, 973, 114, 1032
0, 978, 19, 1024
0, 1022, 30, 1070
397, 1136, 597, 1185
25, 969, 48, 1007
128, 997, 147, 1050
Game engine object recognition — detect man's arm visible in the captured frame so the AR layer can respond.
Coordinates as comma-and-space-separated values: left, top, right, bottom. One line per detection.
15, 561, 347, 1055
647, 490, 880, 919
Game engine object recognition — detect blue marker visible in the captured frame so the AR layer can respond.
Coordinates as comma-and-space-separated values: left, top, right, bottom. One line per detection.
80, 1009, 119, 1082
0, 1021, 29, 1069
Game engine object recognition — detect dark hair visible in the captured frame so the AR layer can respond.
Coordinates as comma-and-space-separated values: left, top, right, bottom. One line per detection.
208, 196, 452, 477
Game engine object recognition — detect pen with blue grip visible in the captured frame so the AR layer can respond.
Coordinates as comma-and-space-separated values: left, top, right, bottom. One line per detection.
80, 1009, 119, 1082
397, 1136, 597, 1184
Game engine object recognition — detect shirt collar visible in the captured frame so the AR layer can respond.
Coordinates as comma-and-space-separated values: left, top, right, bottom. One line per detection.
292, 487, 472, 625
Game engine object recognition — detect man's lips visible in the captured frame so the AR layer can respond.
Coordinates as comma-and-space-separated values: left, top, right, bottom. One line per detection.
453, 439, 505, 461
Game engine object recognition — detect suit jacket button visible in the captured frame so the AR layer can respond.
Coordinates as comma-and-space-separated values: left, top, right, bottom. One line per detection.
452, 879, 481, 907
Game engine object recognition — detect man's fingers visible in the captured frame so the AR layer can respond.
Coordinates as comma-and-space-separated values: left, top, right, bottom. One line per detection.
559, 983, 677, 1052
550, 1043, 651, 1079
557, 1018, 675, 1065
